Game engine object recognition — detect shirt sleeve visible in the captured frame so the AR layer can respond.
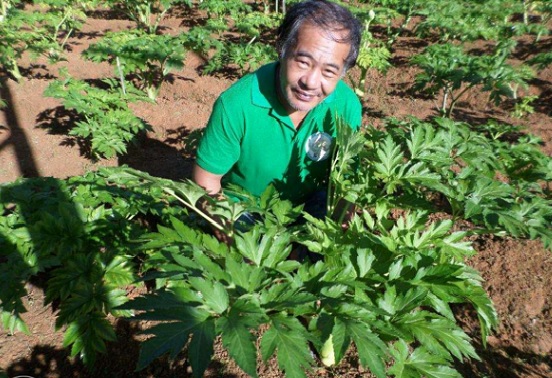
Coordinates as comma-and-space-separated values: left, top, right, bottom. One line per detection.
196, 96, 242, 175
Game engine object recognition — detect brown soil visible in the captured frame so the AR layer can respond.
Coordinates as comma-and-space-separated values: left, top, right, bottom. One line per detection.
1, 6, 552, 378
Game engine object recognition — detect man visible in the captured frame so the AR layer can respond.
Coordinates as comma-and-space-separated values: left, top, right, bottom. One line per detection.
193, 0, 362, 213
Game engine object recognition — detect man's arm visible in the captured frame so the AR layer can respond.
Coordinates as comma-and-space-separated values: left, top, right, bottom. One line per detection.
193, 163, 224, 195
192, 163, 234, 244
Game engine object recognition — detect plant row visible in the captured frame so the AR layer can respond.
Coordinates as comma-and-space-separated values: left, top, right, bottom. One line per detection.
1, 114, 551, 376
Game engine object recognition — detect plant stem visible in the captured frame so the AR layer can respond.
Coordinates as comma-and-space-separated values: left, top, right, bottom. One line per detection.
116, 56, 127, 95
163, 188, 226, 232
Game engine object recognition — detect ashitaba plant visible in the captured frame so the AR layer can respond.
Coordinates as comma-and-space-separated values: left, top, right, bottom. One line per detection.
0, 169, 183, 365
410, 42, 534, 118
106, 117, 507, 378
82, 30, 187, 100
44, 69, 154, 160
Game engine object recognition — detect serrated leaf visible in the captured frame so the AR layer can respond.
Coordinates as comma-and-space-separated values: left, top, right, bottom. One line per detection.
343, 318, 387, 378
400, 312, 478, 361
193, 249, 229, 282
137, 306, 209, 370
356, 248, 376, 277
219, 312, 259, 377
189, 277, 229, 314
260, 315, 313, 378
389, 344, 462, 378
189, 318, 216, 378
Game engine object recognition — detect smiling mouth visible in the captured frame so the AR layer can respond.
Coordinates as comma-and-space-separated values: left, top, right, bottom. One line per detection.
294, 89, 318, 102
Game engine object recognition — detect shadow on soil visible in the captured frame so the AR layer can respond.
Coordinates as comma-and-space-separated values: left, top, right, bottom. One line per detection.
6, 319, 239, 378
6, 315, 550, 378
0, 78, 40, 177
35, 103, 200, 180
117, 126, 203, 181
455, 343, 552, 378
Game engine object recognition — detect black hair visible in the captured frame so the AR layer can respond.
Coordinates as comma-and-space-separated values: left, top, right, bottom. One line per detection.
276, 0, 362, 70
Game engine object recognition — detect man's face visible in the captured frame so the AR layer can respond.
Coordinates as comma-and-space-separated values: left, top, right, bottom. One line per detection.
278, 22, 351, 116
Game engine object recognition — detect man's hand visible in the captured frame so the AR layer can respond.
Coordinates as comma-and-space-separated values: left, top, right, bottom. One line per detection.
193, 164, 224, 195
193, 163, 234, 244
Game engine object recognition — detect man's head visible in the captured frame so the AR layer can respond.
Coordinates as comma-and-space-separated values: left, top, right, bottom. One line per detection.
276, 0, 361, 71
275, 0, 361, 116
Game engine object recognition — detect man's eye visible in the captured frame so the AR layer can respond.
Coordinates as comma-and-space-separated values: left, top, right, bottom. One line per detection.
297, 60, 309, 67
324, 69, 337, 78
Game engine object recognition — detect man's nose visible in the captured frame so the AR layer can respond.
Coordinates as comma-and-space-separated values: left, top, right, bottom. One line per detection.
300, 68, 321, 89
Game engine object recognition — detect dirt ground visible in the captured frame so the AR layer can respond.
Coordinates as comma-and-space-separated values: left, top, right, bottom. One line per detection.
1, 6, 551, 378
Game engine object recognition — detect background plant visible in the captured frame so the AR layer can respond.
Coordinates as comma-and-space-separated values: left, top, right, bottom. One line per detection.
105, 0, 191, 33
0, 0, 93, 80
44, 70, 154, 159
348, 9, 392, 99
35, 0, 92, 55
0, 9, 52, 80
414, 0, 521, 42
372, 116, 552, 247
410, 42, 534, 117
0, 0, 19, 21
193, 2, 280, 75
356, 0, 425, 47
83, 30, 186, 100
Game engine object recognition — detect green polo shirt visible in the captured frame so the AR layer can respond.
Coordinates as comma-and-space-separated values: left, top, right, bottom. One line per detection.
196, 62, 362, 204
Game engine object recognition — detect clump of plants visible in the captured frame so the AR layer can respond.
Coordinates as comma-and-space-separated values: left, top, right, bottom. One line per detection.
44, 69, 154, 159
83, 30, 187, 100
410, 42, 534, 117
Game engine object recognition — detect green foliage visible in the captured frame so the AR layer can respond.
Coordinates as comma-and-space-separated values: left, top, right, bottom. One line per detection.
0, 0, 91, 80
375, 117, 552, 247
348, 10, 392, 99
3, 107, 551, 374
198, 0, 251, 19
0, 0, 19, 20
106, 0, 190, 33
44, 70, 153, 159
35, 0, 91, 52
103, 117, 550, 376
410, 42, 534, 117
83, 30, 186, 100
511, 95, 538, 118
0, 9, 49, 80
528, 51, 552, 69
415, 0, 523, 42
181, 1, 279, 76
234, 10, 282, 38
203, 41, 277, 76
113, 169, 497, 376
179, 25, 224, 59
520, 0, 552, 40
0, 169, 179, 365
355, 0, 425, 46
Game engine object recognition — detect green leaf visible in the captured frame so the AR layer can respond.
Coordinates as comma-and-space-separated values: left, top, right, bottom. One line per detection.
260, 315, 314, 378
219, 310, 259, 377
355, 248, 376, 278
399, 312, 478, 361
137, 306, 209, 370
389, 340, 462, 378
342, 318, 387, 378
225, 256, 266, 293
189, 318, 216, 378
189, 277, 229, 314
